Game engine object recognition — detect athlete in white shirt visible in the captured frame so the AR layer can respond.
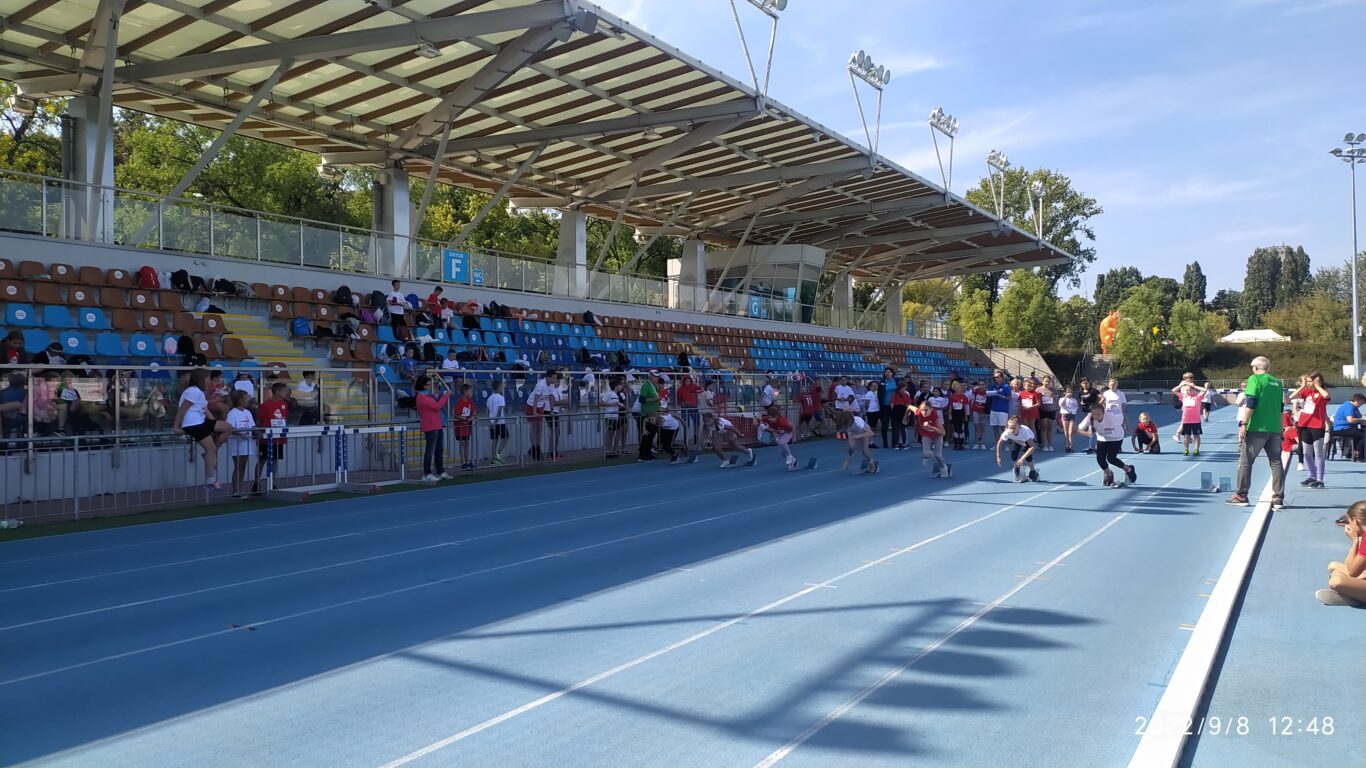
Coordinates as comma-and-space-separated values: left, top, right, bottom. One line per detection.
486, 381, 508, 464
838, 410, 877, 474
996, 415, 1038, 482
1078, 403, 1137, 486
705, 413, 752, 467
528, 371, 562, 460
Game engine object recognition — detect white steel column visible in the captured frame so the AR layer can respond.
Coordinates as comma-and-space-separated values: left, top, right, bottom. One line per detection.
373, 165, 411, 279
884, 282, 903, 335
555, 209, 587, 297
668, 238, 706, 310
832, 271, 855, 329
61, 95, 115, 243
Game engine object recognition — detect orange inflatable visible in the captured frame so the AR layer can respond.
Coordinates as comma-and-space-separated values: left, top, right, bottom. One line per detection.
1099, 310, 1119, 354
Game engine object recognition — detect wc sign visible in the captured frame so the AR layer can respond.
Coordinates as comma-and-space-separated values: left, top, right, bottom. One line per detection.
443, 249, 470, 284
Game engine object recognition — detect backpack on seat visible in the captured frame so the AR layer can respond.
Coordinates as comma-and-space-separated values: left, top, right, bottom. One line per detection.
137, 265, 161, 289
290, 316, 312, 336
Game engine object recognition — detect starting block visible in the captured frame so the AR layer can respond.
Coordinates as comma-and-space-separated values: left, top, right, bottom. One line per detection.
1219, 476, 1233, 493
1200, 471, 1214, 492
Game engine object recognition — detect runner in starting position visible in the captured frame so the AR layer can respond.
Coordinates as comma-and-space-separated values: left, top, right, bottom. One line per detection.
837, 410, 877, 474
1077, 402, 1137, 486
705, 412, 753, 468
759, 404, 800, 470
996, 415, 1039, 482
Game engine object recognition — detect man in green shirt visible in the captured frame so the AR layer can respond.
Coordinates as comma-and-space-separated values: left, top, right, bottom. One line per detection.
636, 370, 661, 461
1228, 355, 1285, 509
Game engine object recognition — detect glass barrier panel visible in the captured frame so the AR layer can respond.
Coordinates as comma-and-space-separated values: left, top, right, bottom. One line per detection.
213, 208, 259, 262
341, 230, 376, 274
0, 174, 47, 235
302, 222, 340, 269
112, 193, 161, 249
161, 201, 211, 255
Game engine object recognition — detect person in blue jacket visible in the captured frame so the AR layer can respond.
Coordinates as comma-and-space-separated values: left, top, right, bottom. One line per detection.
988, 369, 1014, 443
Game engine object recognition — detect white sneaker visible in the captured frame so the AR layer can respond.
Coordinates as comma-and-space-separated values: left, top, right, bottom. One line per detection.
422, 474, 438, 483
438, 472, 453, 480
746, 448, 754, 461
1316, 588, 1365, 607
1297, 464, 1306, 472
719, 460, 730, 468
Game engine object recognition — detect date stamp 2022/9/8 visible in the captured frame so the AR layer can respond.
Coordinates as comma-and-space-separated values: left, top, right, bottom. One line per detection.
1135, 714, 1336, 738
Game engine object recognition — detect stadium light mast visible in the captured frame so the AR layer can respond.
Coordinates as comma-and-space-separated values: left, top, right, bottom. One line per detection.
846, 49, 891, 159
728, 0, 788, 100
1331, 131, 1366, 377
1027, 178, 1046, 240
928, 107, 959, 194
985, 149, 1010, 219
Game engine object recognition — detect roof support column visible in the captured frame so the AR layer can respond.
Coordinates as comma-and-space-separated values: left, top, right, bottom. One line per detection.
60, 95, 115, 243
885, 282, 904, 335
831, 271, 854, 330
668, 238, 706, 311
555, 209, 587, 298
373, 164, 411, 279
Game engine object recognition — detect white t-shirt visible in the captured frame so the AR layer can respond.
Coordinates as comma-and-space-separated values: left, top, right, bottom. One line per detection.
716, 416, 736, 433
599, 390, 622, 421
660, 413, 681, 431
233, 379, 256, 399
1059, 396, 1079, 416
999, 425, 1036, 446
226, 407, 255, 456
387, 291, 407, 314
1102, 389, 1127, 414
439, 307, 454, 324
1040, 389, 1055, 408
441, 358, 460, 370
861, 390, 879, 413
486, 392, 506, 425
1201, 388, 1214, 404
179, 386, 209, 428
530, 380, 559, 413
699, 389, 716, 414
762, 383, 778, 408
928, 395, 949, 412
849, 415, 871, 434
1080, 410, 1125, 441
834, 384, 855, 411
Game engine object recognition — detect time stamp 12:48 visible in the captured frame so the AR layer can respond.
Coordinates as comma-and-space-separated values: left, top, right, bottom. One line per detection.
1135, 716, 1335, 737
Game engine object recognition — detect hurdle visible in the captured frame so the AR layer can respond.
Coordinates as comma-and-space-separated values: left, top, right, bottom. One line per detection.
262, 425, 343, 501
338, 425, 412, 493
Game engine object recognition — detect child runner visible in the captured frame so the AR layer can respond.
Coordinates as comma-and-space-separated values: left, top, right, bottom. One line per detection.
760, 404, 800, 470
837, 410, 877, 474
1058, 386, 1079, 453
1018, 379, 1042, 441
1281, 410, 1300, 474
861, 380, 883, 448
657, 405, 682, 463
705, 412, 752, 467
833, 376, 856, 439
797, 384, 819, 441
1201, 381, 1215, 422
1077, 377, 1101, 454
916, 399, 951, 477
987, 370, 1013, 444
1131, 412, 1161, 454
995, 415, 1038, 482
600, 378, 625, 459
892, 380, 914, 449
1294, 371, 1331, 489
1173, 379, 1207, 455
1037, 375, 1058, 452
1008, 377, 1023, 422
1077, 403, 1137, 487
415, 375, 450, 482
225, 389, 256, 498
487, 380, 508, 465
254, 382, 290, 494
1318, 500, 1366, 606
453, 383, 475, 470
946, 380, 969, 450
928, 386, 950, 435
971, 379, 990, 450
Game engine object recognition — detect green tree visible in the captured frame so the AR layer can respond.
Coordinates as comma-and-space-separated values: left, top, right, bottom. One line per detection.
1143, 276, 1180, 319
1262, 292, 1351, 344
1168, 299, 1215, 363
0, 82, 63, 175
1053, 295, 1098, 351
1210, 288, 1241, 329
1203, 310, 1231, 343
1110, 284, 1165, 371
1093, 266, 1144, 313
1239, 247, 1282, 327
1276, 245, 1311, 306
1178, 261, 1207, 307
950, 288, 994, 347
990, 270, 1060, 349
962, 166, 1104, 301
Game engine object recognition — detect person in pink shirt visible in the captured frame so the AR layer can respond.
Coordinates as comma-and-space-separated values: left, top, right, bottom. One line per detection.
415, 375, 450, 482
1170, 376, 1208, 456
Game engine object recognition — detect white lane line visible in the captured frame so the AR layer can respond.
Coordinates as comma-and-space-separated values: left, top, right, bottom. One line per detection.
372, 469, 1100, 768
754, 460, 1208, 768
1126, 477, 1275, 768
0, 455, 997, 683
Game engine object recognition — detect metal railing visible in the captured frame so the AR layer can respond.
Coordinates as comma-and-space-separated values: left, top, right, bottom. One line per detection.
0, 168, 962, 341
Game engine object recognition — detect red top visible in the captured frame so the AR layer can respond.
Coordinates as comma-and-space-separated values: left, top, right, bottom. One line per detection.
677, 382, 702, 407
1357, 532, 1366, 558
1295, 387, 1330, 431
892, 390, 914, 408
971, 387, 989, 414
761, 414, 794, 434
426, 292, 443, 312
797, 392, 817, 416
257, 399, 289, 444
1018, 390, 1041, 420
1135, 421, 1157, 437
949, 392, 970, 413
453, 396, 475, 437
917, 409, 944, 438
810, 385, 823, 407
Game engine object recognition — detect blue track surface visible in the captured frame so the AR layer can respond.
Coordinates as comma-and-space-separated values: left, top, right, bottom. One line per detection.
0, 403, 1352, 767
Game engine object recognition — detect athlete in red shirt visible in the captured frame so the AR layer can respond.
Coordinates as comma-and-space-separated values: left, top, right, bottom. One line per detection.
454, 383, 475, 470
761, 405, 800, 469
1018, 380, 1042, 431
254, 382, 290, 492
1295, 372, 1331, 487
948, 382, 971, 449
1131, 412, 1160, 454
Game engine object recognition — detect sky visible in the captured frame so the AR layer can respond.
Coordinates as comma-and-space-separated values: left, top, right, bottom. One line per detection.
591, 0, 1366, 298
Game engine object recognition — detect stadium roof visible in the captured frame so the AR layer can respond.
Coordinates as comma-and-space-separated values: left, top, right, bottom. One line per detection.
0, 0, 1072, 283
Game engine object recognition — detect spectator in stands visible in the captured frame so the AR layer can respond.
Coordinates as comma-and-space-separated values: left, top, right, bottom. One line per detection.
414, 375, 449, 483
0, 372, 26, 436
32, 342, 65, 368
255, 381, 290, 493
441, 348, 461, 379
231, 371, 257, 405
2, 331, 22, 366
399, 345, 419, 383
174, 369, 232, 491
438, 299, 457, 332
1319, 500, 1366, 607
426, 286, 444, 313
1331, 393, 1366, 460
677, 345, 693, 370
1227, 355, 1286, 510
460, 300, 482, 331
386, 279, 408, 336
294, 371, 320, 425
487, 379, 509, 465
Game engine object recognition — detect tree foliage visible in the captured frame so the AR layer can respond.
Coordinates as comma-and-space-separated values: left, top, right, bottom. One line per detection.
1239, 247, 1282, 327
1276, 245, 1311, 306
1263, 292, 1351, 344
1093, 266, 1144, 314
962, 166, 1104, 303
1053, 295, 1098, 352
1178, 261, 1207, 307
1210, 288, 1242, 329
950, 288, 994, 347
1143, 276, 1180, 319
990, 270, 1060, 349
1168, 299, 1214, 362
1110, 284, 1165, 371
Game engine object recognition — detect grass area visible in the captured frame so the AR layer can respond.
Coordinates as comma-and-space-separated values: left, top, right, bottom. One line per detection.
0, 453, 647, 542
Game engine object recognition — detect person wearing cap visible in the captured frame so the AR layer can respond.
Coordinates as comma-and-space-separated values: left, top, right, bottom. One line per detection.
636, 369, 662, 461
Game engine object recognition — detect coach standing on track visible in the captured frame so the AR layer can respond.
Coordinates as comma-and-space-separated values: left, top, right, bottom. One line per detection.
1227, 355, 1285, 511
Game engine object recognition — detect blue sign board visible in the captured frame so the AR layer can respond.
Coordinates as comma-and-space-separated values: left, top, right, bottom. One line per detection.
748, 295, 762, 318
471, 267, 485, 286
443, 249, 469, 284
906, 319, 915, 336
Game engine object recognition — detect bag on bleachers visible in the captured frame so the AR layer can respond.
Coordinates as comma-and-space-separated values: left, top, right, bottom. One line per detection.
212, 278, 237, 295
137, 265, 161, 289
163, 336, 179, 356
396, 394, 416, 410
536, 350, 551, 364
312, 324, 332, 340
176, 334, 194, 356
290, 316, 312, 336
182, 351, 207, 367
232, 280, 252, 297
368, 290, 386, 309
190, 274, 208, 293
421, 341, 438, 363
582, 310, 597, 326
360, 307, 377, 324
334, 285, 354, 306
491, 350, 507, 362
456, 350, 476, 362
170, 269, 193, 292
381, 343, 401, 362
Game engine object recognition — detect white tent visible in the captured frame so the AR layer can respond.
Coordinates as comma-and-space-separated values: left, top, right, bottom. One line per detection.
1220, 329, 1290, 344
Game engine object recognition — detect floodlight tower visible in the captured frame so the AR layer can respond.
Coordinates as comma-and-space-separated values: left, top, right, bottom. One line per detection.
985, 149, 1010, 219
1331, 131, 1366, 377
928, 107, 959, 194
847, 49, 892, 158
1027, 179, 1046, 240
728, 0, 788, 99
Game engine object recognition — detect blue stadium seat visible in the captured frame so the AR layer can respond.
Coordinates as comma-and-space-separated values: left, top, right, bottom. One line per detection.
497, 332, 513, 346
546, 322, 560, 335
582, 325, 596, 337
492, 319, 508, 332
22, 329, 49, 354
5, 303, 38, 327
569, 324, 583, 337
479, 317, 493, 331
129, 333, 158, 357
78, 307, 112, 330
466, 330, 483, 345
95, 332, 126, 357
60, 331, 92, 356
377, 325, 397, 343
567, 336, 583, 349
41, 305, 74, 328
432, 329, 448, 343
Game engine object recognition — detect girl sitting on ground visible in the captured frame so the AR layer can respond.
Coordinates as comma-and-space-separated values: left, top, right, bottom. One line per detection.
1320, 500, 1366, 607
